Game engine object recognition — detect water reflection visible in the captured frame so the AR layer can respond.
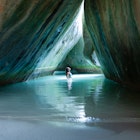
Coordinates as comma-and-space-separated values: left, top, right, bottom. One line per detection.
0, 74, 140, 125
67, 78, 72, 90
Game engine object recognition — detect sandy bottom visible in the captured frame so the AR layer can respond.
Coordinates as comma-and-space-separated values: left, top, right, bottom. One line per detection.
0, 119, 140, 140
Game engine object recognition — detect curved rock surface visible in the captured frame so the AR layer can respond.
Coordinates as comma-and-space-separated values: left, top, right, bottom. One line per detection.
0, 0, 140, 89
0, 0, 86, 84
85, 0, 140, 89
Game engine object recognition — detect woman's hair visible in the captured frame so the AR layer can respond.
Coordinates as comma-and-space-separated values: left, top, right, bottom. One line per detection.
65, 67, 71, 73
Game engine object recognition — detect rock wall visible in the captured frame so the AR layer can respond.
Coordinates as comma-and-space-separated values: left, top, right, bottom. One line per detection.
85, 0, 140, 89
0, 0, 85, 84
0, 0, 140, 89
58, 37, 101, 73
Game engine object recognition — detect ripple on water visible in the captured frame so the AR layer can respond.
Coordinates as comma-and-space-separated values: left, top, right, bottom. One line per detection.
0, 74, 140, 128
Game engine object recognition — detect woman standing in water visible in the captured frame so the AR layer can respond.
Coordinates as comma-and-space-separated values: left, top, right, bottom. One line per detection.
65, 67, 72, 79
65, 67, 72, 90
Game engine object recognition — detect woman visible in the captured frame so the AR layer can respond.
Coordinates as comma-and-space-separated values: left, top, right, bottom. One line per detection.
65, 67, 72, 90
65, 67, 72, 79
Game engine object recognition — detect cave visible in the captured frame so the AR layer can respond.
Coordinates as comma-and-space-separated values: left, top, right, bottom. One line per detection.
0, 0, 140, 90
0, 1, 140, 139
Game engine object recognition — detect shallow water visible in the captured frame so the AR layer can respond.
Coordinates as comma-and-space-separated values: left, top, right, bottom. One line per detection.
0, 74, 140, 139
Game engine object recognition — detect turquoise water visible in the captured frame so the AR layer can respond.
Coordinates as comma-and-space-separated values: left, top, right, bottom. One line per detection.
0, 74, 140, 127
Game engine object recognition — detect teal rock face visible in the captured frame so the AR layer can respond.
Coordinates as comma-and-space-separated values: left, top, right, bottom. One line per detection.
0, 0, 140, 89
85, 0, 140, 89
0, 0, 85, 84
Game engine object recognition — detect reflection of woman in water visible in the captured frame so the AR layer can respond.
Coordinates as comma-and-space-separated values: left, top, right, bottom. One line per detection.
65, 67, 72, 90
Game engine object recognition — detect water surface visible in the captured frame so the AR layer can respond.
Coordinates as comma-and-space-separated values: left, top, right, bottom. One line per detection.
0, 74, 140, 134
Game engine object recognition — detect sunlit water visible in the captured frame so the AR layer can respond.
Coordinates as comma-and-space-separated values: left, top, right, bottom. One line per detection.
0, 74, 140, 129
